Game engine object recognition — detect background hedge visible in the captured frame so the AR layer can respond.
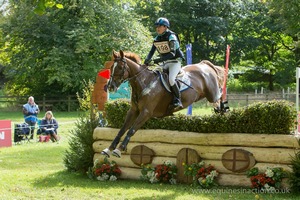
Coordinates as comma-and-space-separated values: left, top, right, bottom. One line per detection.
104, 99, 297, 134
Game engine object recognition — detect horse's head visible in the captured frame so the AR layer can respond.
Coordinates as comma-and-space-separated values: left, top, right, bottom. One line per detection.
107, 50, 129, 92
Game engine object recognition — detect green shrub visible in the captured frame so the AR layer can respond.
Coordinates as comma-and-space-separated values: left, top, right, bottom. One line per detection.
104, 99, 131, 128
289, 151, 300, 193
63, 113, 99, 173
104, 99, 296, 134
63, 80, 99, 173
240, 100, 296, 134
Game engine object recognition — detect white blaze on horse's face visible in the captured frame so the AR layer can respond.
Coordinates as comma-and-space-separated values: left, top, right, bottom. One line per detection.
107, 62, 119, 92
111, 62, 118, 77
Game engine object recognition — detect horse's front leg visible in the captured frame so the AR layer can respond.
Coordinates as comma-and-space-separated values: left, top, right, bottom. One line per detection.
112, 109, 152, 157
101, 108, 138, 157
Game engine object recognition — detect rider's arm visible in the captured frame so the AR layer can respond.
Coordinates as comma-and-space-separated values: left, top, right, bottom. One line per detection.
144, 44, 156, 64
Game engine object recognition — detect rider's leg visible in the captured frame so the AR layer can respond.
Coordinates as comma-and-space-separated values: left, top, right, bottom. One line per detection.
165, 61, 183, 108
171, 84, 183, 108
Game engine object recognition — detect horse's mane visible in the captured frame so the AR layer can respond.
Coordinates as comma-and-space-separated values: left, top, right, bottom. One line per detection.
124, 52, 142, 65
200, 60, 225, 88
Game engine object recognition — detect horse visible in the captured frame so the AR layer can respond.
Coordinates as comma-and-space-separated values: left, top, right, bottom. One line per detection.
101, 50, 225, 158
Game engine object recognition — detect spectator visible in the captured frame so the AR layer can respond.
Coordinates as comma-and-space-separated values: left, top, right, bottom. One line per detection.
22, 96, 39, 139
40, 111, 59, 142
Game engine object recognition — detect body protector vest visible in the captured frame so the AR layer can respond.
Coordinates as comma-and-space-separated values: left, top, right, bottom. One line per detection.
153, 30, 185, 61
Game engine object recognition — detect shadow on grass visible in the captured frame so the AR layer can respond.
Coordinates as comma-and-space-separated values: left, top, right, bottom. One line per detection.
32, 170, 194, 199
29, 170, 300, 200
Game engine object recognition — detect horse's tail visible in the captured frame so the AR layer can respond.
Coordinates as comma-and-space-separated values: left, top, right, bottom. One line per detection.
200, 60, 225, 88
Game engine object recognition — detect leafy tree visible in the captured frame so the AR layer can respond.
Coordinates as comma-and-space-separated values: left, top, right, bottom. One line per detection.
135, 0, 232, 64
133, 0, 296, 90
1, 0, 151, 96
229, 0, 295, 90
269, 0, 300, 67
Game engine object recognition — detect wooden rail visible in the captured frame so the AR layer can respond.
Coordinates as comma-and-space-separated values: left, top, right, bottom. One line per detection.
0, 95, 78, 112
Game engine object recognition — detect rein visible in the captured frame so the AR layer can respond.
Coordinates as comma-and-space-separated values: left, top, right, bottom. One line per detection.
126, 64, 149, 82
115, 58, 149, 82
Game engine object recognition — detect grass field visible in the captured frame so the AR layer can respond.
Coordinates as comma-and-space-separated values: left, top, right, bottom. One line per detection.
0, 111, 298, 200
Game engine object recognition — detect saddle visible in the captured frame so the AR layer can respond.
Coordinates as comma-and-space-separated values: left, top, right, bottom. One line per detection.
154, 69, 191, 93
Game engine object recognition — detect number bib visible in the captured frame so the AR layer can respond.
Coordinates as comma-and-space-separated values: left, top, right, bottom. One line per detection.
154, 41, 170, 54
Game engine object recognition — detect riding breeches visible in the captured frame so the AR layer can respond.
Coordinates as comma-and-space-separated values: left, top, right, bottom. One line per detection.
162, 60, 181, 86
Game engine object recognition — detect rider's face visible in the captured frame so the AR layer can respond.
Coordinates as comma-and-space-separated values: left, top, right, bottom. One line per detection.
156, 25, 167, 35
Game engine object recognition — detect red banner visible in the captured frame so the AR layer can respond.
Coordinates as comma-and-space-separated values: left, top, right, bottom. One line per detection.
0, 120, 12, 148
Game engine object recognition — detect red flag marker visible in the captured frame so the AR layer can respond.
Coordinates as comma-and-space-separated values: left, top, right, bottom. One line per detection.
222, 45, 230, 101
98, 69, 110, 79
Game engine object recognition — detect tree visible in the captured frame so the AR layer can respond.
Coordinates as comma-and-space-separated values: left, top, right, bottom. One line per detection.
134, 0, 234, 65
269, 0, 300, 67
229, 0, 295, 90
0, 0, 151, 96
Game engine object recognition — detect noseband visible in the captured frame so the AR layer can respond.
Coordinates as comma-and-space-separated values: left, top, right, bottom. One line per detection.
110, 58, 130, 83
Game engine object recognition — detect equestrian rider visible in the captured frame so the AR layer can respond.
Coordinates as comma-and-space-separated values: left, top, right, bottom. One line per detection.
144, 17, 185, 109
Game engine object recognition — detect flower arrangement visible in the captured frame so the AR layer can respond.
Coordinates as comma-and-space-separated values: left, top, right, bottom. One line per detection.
87, 157, 121, 181
183, 161, 218, 188
247, 167, 287, 191
140, 160, 177, 184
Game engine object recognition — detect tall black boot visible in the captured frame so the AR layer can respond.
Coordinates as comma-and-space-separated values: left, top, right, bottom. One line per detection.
171, 84, 183, 109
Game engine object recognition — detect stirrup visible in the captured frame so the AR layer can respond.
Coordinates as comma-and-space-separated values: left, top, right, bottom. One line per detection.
173, 99, 183, 109
112, 149, 121, 158
101, 148, 111, 158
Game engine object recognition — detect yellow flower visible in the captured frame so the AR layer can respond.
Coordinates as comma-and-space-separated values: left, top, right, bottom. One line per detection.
182, 162, 185, 166
188, 167, 192, 171
255, 194, 260, 199
201, 179, 206, 184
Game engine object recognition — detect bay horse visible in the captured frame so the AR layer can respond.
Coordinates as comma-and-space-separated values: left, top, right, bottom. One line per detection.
101, 50, 225, 158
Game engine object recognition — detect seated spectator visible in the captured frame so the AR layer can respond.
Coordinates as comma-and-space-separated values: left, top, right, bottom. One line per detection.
40, 111, 59, 142
22, 96, 39, 139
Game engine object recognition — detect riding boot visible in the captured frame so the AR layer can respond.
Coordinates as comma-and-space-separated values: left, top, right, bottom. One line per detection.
170, 84, 183, 109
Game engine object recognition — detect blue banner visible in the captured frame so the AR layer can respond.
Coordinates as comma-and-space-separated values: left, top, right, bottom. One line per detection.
186, 44, 193, 115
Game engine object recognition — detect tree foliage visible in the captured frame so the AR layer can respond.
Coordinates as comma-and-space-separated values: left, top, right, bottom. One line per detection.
1, 0, 151, 96
269, 0, 300, 67
0, 0, 298, 95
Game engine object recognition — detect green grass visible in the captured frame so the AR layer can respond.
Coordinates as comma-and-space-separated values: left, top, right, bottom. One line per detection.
0, 111, 298, 199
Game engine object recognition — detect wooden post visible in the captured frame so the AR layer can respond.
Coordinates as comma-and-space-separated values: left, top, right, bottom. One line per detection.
68, 95, 71, 112
43, 95, 46, 112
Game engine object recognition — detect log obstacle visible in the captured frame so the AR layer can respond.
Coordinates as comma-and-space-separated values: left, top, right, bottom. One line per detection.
93, 127, 299, 187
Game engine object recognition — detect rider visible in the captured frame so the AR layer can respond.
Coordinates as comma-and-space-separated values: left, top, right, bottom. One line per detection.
144, 17, 185, 109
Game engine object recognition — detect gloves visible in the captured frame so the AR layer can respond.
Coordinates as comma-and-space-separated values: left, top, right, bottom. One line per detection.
144, 58, 151, 66
153, 58, 162, 64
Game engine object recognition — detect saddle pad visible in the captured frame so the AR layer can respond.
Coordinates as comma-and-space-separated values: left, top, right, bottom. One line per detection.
157, 71, 191, 92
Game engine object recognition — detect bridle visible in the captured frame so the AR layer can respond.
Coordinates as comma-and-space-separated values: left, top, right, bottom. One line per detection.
109, 57, 149, 84
110, 57, 130, 83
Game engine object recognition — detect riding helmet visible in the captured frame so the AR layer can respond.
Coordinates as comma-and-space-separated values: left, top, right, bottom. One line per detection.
154, 17, 170, 28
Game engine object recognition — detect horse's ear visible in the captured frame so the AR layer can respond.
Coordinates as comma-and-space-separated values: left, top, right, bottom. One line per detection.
119, 50, 124, 58
112, 50, 118, 59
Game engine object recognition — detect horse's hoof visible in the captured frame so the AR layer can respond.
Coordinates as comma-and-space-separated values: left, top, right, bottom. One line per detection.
101, 148, 111, 158
112, 149, 121, 158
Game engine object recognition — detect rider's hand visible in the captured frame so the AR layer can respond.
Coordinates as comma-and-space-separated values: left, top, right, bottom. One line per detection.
144, 58, 151, 66
153, 58, 162, 64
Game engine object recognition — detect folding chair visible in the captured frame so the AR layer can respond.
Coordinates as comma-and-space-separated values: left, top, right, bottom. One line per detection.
14, 122, 31, 144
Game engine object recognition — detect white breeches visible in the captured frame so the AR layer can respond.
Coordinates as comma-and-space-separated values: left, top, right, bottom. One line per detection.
162, 60, 181, 86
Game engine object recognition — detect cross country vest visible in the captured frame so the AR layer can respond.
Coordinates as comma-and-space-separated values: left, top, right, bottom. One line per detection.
153, 30, 185, 60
